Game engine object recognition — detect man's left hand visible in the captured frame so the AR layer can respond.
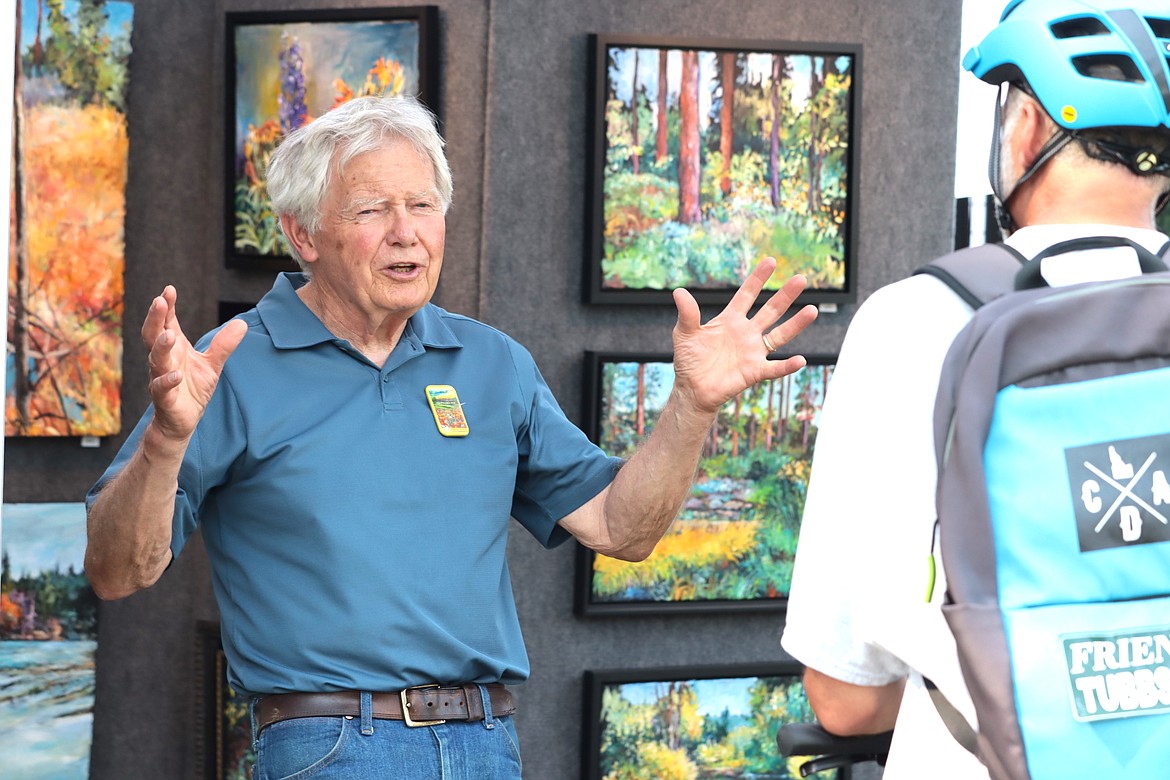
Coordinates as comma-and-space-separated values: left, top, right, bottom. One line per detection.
671, 257, 819, 415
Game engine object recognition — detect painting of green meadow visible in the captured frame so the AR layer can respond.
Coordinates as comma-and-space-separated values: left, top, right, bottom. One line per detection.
588, 36, 858, 304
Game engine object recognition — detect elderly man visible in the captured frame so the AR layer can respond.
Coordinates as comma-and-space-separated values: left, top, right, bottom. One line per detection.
85, 95, 817, 779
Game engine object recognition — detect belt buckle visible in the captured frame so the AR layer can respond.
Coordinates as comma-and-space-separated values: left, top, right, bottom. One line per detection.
401, 684, 447, 727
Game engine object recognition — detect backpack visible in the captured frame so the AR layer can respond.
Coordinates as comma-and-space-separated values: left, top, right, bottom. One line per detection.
913, 236, 1170, 780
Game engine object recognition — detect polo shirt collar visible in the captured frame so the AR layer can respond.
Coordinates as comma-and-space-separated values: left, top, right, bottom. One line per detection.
257, 272, 463, 350
405, 300, 462, 349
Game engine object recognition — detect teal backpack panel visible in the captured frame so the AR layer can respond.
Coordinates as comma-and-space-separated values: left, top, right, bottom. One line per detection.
986, 366, 1170, 609
986, 366, 1170, 778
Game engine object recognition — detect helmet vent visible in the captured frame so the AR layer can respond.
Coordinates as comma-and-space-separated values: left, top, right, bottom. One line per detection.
1072, 54, 1145, 83
1145, 18, 1170, 40
1050, 17, 1110, 39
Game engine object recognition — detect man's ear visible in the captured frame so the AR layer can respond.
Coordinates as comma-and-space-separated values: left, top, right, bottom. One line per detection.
281, 214, 319, 263
1013, 98, 1053, 177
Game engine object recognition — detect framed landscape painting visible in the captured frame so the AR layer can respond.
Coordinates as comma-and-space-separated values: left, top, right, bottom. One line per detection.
585, 34, 860, 306
575, 352, 836, 616
582, 662, 846, 780
1, 503, 99, 779
226, 6, 439, 270
195, 622, 254, 780
9, 0, 133, 436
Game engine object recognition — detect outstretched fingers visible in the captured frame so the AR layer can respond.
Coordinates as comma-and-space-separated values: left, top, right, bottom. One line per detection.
762, 302, 819, 355
726, 257, 780, 317
141, 294, 168, 353
760, 353, 809, 382
672, 286, 702, 337
752, 273, 809, 328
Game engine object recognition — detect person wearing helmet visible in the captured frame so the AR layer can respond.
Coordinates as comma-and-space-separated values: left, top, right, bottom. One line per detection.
780, 1, 1170, 776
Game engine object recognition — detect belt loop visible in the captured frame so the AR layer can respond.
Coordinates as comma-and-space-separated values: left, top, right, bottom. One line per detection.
248, 696, 261, 751
478, 684, 496, 730
360, 691, 374, 736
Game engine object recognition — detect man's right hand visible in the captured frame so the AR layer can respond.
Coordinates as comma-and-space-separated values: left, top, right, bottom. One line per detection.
143, 285, 247, 442
84, 287, 248, 600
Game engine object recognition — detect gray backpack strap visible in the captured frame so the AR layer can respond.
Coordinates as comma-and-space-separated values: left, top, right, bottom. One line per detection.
916, 238, 1170, 308
913, 243, 1028, 310
924, 676, 980, 757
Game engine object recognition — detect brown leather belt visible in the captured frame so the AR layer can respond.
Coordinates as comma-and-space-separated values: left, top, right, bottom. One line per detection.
255, 684, 515, 733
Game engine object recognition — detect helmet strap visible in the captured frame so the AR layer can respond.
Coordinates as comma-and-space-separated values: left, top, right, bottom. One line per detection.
988, 83, 1074, 237
988, 86, 1014, 237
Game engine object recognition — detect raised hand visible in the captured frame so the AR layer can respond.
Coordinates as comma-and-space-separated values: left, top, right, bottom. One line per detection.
142, 286, 248, 442
671, 257, 818, 415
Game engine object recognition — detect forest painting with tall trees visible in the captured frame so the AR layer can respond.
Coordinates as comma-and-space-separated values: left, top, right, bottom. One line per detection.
8, 0, 133, 437
578, 353, 835, 614
587, 36, 859, 305
583, 664, 842, 780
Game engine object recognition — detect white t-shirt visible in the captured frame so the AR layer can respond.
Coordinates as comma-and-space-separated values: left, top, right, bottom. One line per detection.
780, 224, 1169, 779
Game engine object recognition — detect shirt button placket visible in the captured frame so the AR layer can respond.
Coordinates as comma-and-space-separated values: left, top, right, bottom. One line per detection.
380, 372, 403, 412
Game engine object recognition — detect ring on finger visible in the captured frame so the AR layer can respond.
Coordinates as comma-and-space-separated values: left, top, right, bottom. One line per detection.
762, 331, 777, 353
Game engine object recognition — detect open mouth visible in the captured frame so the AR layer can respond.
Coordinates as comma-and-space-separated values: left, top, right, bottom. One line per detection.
383, 262, 423, 275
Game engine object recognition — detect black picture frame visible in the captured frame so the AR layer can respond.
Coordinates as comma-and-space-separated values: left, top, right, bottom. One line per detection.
575, 351, 836, 616
218, 300, 256, 325
582, 661, 848, 780
194, 621, 255, 780
225, 6, 440, 272
585, 34, 861, 307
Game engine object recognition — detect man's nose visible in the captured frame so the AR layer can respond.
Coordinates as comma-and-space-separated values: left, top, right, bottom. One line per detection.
385, 206, 418, 244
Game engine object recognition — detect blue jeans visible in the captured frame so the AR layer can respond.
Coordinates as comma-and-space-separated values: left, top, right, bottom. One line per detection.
250, 687, 522, 780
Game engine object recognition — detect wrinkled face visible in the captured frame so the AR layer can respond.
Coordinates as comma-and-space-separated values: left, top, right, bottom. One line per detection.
297, 139, 446, 330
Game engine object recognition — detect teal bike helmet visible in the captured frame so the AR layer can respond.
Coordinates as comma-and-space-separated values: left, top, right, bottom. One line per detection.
964, 0, 1170, 230
965, 0, 1170, 137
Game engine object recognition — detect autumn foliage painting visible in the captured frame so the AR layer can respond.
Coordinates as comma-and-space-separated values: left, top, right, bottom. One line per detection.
587, 36, 859, 305
8, 0, 133, 436
228, 8, 436, 266
579, 353, 834, 614
583, 664, 843, 780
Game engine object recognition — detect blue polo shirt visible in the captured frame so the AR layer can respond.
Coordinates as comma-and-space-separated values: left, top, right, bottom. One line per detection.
90, 273, 621, 697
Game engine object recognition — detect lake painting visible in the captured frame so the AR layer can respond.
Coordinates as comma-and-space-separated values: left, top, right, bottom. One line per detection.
1, 502, 98, 779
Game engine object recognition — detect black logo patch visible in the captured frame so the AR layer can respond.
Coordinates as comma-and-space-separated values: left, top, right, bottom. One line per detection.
1065, 433, 1170, 552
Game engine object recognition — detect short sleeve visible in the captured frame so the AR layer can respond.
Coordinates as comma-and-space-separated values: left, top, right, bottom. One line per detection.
507, 343, 622, 547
